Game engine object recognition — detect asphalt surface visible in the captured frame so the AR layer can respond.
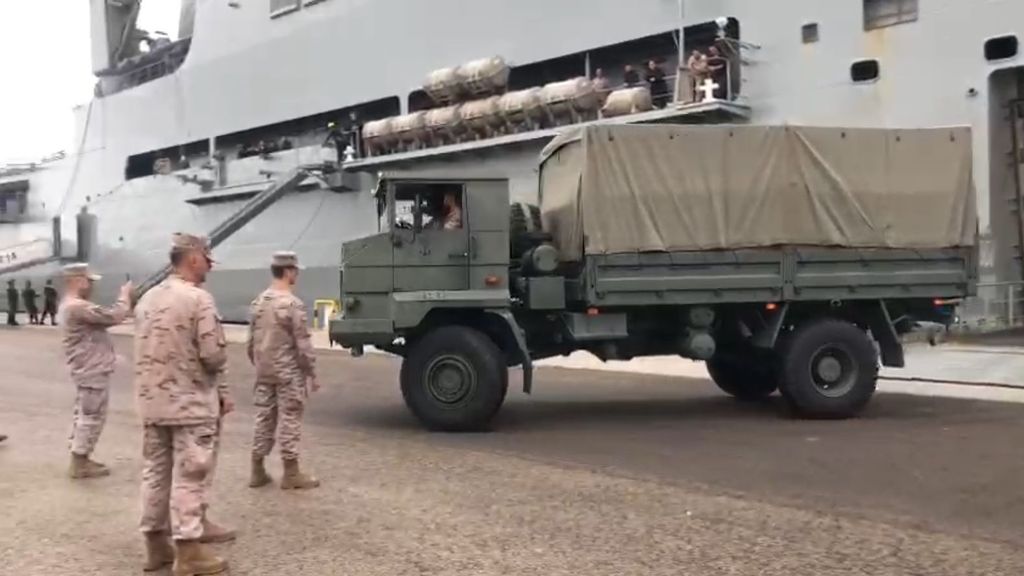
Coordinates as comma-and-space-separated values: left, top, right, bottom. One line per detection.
1, 326, 1023, 575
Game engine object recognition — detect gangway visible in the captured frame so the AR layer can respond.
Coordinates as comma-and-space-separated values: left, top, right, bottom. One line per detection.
132, 167, 312, 301
0, 256, 63, 277
0, 239, 63, 278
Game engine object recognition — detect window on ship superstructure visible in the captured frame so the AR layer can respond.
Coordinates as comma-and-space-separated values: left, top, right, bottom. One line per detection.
863, 0, 918, 30
270, 0, 301, 18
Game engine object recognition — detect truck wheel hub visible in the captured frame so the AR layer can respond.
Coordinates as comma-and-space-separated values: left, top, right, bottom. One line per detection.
816, 357, 842, 383
810, 346, 856, 397
426, 356, 475, 404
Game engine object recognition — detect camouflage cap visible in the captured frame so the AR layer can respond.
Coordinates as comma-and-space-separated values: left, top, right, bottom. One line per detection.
171, 233, 215, 262
271, 251, 303, 269
61, 262, 102, 281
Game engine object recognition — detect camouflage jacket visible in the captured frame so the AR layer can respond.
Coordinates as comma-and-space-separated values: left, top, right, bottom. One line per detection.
133, 275, 229, 426
246, 288, 316, 385
60, 295, 130, 385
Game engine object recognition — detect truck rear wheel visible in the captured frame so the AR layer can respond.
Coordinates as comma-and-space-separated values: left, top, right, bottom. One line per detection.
778, 319, 878, 419
400, 326, 509, 432
706, 355, 778, 401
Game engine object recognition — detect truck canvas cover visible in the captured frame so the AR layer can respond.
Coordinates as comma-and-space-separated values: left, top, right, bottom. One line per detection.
539, 124, 977, 259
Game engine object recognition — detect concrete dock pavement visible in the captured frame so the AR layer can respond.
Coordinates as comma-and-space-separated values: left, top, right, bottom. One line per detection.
3, 324, 1024, 574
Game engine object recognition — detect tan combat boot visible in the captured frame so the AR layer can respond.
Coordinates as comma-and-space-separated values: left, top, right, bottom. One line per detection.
280, 458, 320, 490
69, 453, 110, 479
172, 540, 227, 576
249, 455, 272, 488
199, 515, 237, 544
143, 531, 174, 572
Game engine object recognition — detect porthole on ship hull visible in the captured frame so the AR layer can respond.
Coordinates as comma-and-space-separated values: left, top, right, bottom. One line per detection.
802, 23, 820, 44
985, 35, 1019, 62
851, 59, 880, 83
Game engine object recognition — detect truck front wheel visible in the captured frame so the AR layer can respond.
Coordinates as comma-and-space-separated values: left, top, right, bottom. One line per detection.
400, 326, 509, 432
778, 319, 878, 419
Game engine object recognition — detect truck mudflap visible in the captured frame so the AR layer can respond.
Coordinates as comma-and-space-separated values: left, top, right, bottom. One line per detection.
486, 309, 534, 394
751, 302, 790, 350
864, 300, 905, 368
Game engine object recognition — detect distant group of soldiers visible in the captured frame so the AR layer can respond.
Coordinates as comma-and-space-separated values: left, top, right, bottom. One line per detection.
6, 278, 58, 326
47, 233, 319, 575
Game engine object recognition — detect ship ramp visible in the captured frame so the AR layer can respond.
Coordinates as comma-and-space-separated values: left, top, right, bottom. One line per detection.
132, 166, 313, 301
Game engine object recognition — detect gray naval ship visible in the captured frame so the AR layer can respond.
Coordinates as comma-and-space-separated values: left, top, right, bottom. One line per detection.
0, 0, 1021, 321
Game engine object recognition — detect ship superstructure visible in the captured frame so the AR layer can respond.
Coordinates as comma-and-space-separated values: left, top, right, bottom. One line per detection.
0, 0, 1020, 320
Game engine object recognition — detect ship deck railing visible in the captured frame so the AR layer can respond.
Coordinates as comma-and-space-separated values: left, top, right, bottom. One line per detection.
342, 97, 750, 171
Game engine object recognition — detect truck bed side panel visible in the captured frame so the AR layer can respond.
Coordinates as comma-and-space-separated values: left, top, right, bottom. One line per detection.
584, 248, 975, 307
789, 248, 975, 301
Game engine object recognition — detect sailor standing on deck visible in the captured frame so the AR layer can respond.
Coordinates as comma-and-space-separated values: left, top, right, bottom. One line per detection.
247, 251, 320, 490
59, 263, 132, 479
134, 233, 232, 575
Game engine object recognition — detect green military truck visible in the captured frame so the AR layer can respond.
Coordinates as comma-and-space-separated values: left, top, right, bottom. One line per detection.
331, 125, 978, 431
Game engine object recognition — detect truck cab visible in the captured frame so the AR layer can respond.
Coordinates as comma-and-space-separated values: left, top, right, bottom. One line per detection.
332, 174, 517, 352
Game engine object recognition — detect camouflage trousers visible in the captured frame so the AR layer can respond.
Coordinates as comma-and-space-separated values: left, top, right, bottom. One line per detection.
252, 379, 307, 460
139, 421, 218, 541
201, 418, 222, 515
68, 377, 110, 456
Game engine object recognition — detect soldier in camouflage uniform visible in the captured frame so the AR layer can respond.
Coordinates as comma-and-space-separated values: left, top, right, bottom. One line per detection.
247, 251, 320, 490
134, 233, 232, 575
60, 263, 132, 479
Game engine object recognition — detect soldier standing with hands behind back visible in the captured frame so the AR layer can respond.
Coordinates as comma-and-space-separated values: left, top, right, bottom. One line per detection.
134, 233, 231, 575
60, 263, 132, 479
247, 251, 320, 490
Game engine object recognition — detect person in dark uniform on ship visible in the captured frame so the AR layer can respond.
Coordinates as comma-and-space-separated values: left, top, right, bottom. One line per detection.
41, 279, 59, 326
22, 280, 39, 325
706, 46, 729, 99
6, 279, 20, 326
645, 59, 669, 108
345, 111, 362, 158
623, 64, 640, 87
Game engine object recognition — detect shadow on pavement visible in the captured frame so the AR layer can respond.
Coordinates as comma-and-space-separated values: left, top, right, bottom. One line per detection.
341, 390, 992, 434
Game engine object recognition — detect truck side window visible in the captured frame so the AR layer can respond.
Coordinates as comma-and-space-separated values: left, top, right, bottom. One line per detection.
392, 185, 420, 231
391, 183, 464, 232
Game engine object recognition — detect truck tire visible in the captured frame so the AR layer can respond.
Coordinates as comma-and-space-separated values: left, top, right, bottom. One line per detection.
510, 202, 544, 258
778, 319, 878, 419
400, 326, 509, 432
527, 203, 543, 230
706, 356, 778, 401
